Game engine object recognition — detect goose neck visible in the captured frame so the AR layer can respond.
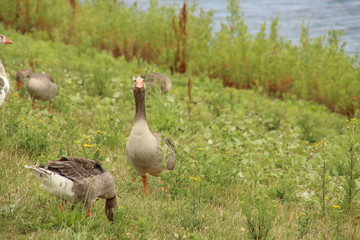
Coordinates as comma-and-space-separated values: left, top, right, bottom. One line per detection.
134, 90, 147, 121
0, 58, 6, 78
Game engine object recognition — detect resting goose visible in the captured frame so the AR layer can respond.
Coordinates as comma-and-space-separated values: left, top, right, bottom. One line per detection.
0, 34, 13, 106
126, 76, 176, 195
16, 69, 58, 114
25, 157, 117, 222
146, 72, 172, 94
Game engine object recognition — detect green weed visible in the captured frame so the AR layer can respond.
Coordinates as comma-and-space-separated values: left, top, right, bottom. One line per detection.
0, 15, 359, 239
240, 191, 276, 240
0, 0, 359, 116
343, 118, 360, 213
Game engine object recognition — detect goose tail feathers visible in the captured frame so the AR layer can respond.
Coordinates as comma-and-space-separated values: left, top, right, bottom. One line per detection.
25, 165, 75, 200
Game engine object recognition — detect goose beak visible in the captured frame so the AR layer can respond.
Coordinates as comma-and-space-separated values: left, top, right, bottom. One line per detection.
4, 38, 12, 44
135, 77, 144, 89
16, 81, 22, 89
135, 81, 144, 89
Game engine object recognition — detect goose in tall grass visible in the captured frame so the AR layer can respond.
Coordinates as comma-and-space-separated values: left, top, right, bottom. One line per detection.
146, 72, 172, 94
25, 157, 117, 222
0, 34, 13, 106
16, 69, 58, 113
126, 76, 176, 195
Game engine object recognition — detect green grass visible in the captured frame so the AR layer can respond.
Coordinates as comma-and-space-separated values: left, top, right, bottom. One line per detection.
0, 24, 359, 240
0, 0, 359, 116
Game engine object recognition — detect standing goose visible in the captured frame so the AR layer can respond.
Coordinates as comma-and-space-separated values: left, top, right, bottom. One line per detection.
15, 69, 58, 114
0, 34, 13, 106
146, 72, 172, 94
126, 76, 176, 195
25, 157, 117, 222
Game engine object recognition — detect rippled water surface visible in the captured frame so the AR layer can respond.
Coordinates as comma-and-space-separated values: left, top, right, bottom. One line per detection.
125, 0, 360, 55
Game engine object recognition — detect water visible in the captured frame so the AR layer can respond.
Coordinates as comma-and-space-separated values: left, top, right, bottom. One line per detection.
124, 0, 360, 56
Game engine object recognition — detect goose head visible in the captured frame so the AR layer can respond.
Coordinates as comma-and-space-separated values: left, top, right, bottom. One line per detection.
0, 35, 12, 45
15, 69, 33, 89
105, 196, 118, 222
133, 76, 146, 92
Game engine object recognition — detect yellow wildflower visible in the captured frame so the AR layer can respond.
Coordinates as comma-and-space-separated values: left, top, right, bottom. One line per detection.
13, 93, 20, 97
331, 205, 341, 209
189, 176, 201, 181
96, 130, 102, 133
197, 147, 205, 151
314, 139, 326, 147
118, 206, 126, 209
83, 143, 96, 148
350, 118, 357, 122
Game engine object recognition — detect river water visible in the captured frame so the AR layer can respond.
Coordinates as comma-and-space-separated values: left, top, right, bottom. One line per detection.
124, 0, 360, 56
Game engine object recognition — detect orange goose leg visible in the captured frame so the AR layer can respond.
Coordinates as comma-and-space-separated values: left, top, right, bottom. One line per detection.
86, 209, 92, 217
49, 102, 54, 114
59, 200, 66, 211
142, 176, 149, 196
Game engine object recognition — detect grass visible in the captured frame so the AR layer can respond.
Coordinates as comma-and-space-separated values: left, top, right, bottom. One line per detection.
0, 11, 359, 240
0, 0, 359, 116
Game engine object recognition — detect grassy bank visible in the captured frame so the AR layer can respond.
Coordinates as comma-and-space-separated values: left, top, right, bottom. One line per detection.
0, 25, 359, 239
0, 0, 359, 116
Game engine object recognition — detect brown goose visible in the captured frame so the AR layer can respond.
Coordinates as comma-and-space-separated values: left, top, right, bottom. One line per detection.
15, 69, 58, 114
25, 157, 117, 222
126, 76, 176, 195
146, 72, 172, 94
0, 34, 13, 106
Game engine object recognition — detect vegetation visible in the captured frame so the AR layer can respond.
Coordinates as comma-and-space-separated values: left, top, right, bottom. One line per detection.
0, 1, 359, 239
0, 0, 359, 116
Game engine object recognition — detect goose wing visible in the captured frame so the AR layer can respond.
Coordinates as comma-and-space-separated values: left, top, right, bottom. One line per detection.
0, 59, 9, 94
153, 133, 176, 170
0, 75, 9, 106
32, 73, 56, 84
164, 138, 176, 170
45, 157, 105, 182
0, 76, 4, 91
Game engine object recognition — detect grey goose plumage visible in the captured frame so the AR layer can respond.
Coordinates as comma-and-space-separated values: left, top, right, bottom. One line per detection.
0, 34, 13, 106
146, 72, 172, 94
26, 157, 117, 222
126, 76, 176, 195
16, 69, 58, 113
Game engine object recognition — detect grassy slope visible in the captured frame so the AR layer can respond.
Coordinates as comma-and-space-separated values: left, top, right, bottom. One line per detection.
0, 27, 359, 239
1, 0, 359, 116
